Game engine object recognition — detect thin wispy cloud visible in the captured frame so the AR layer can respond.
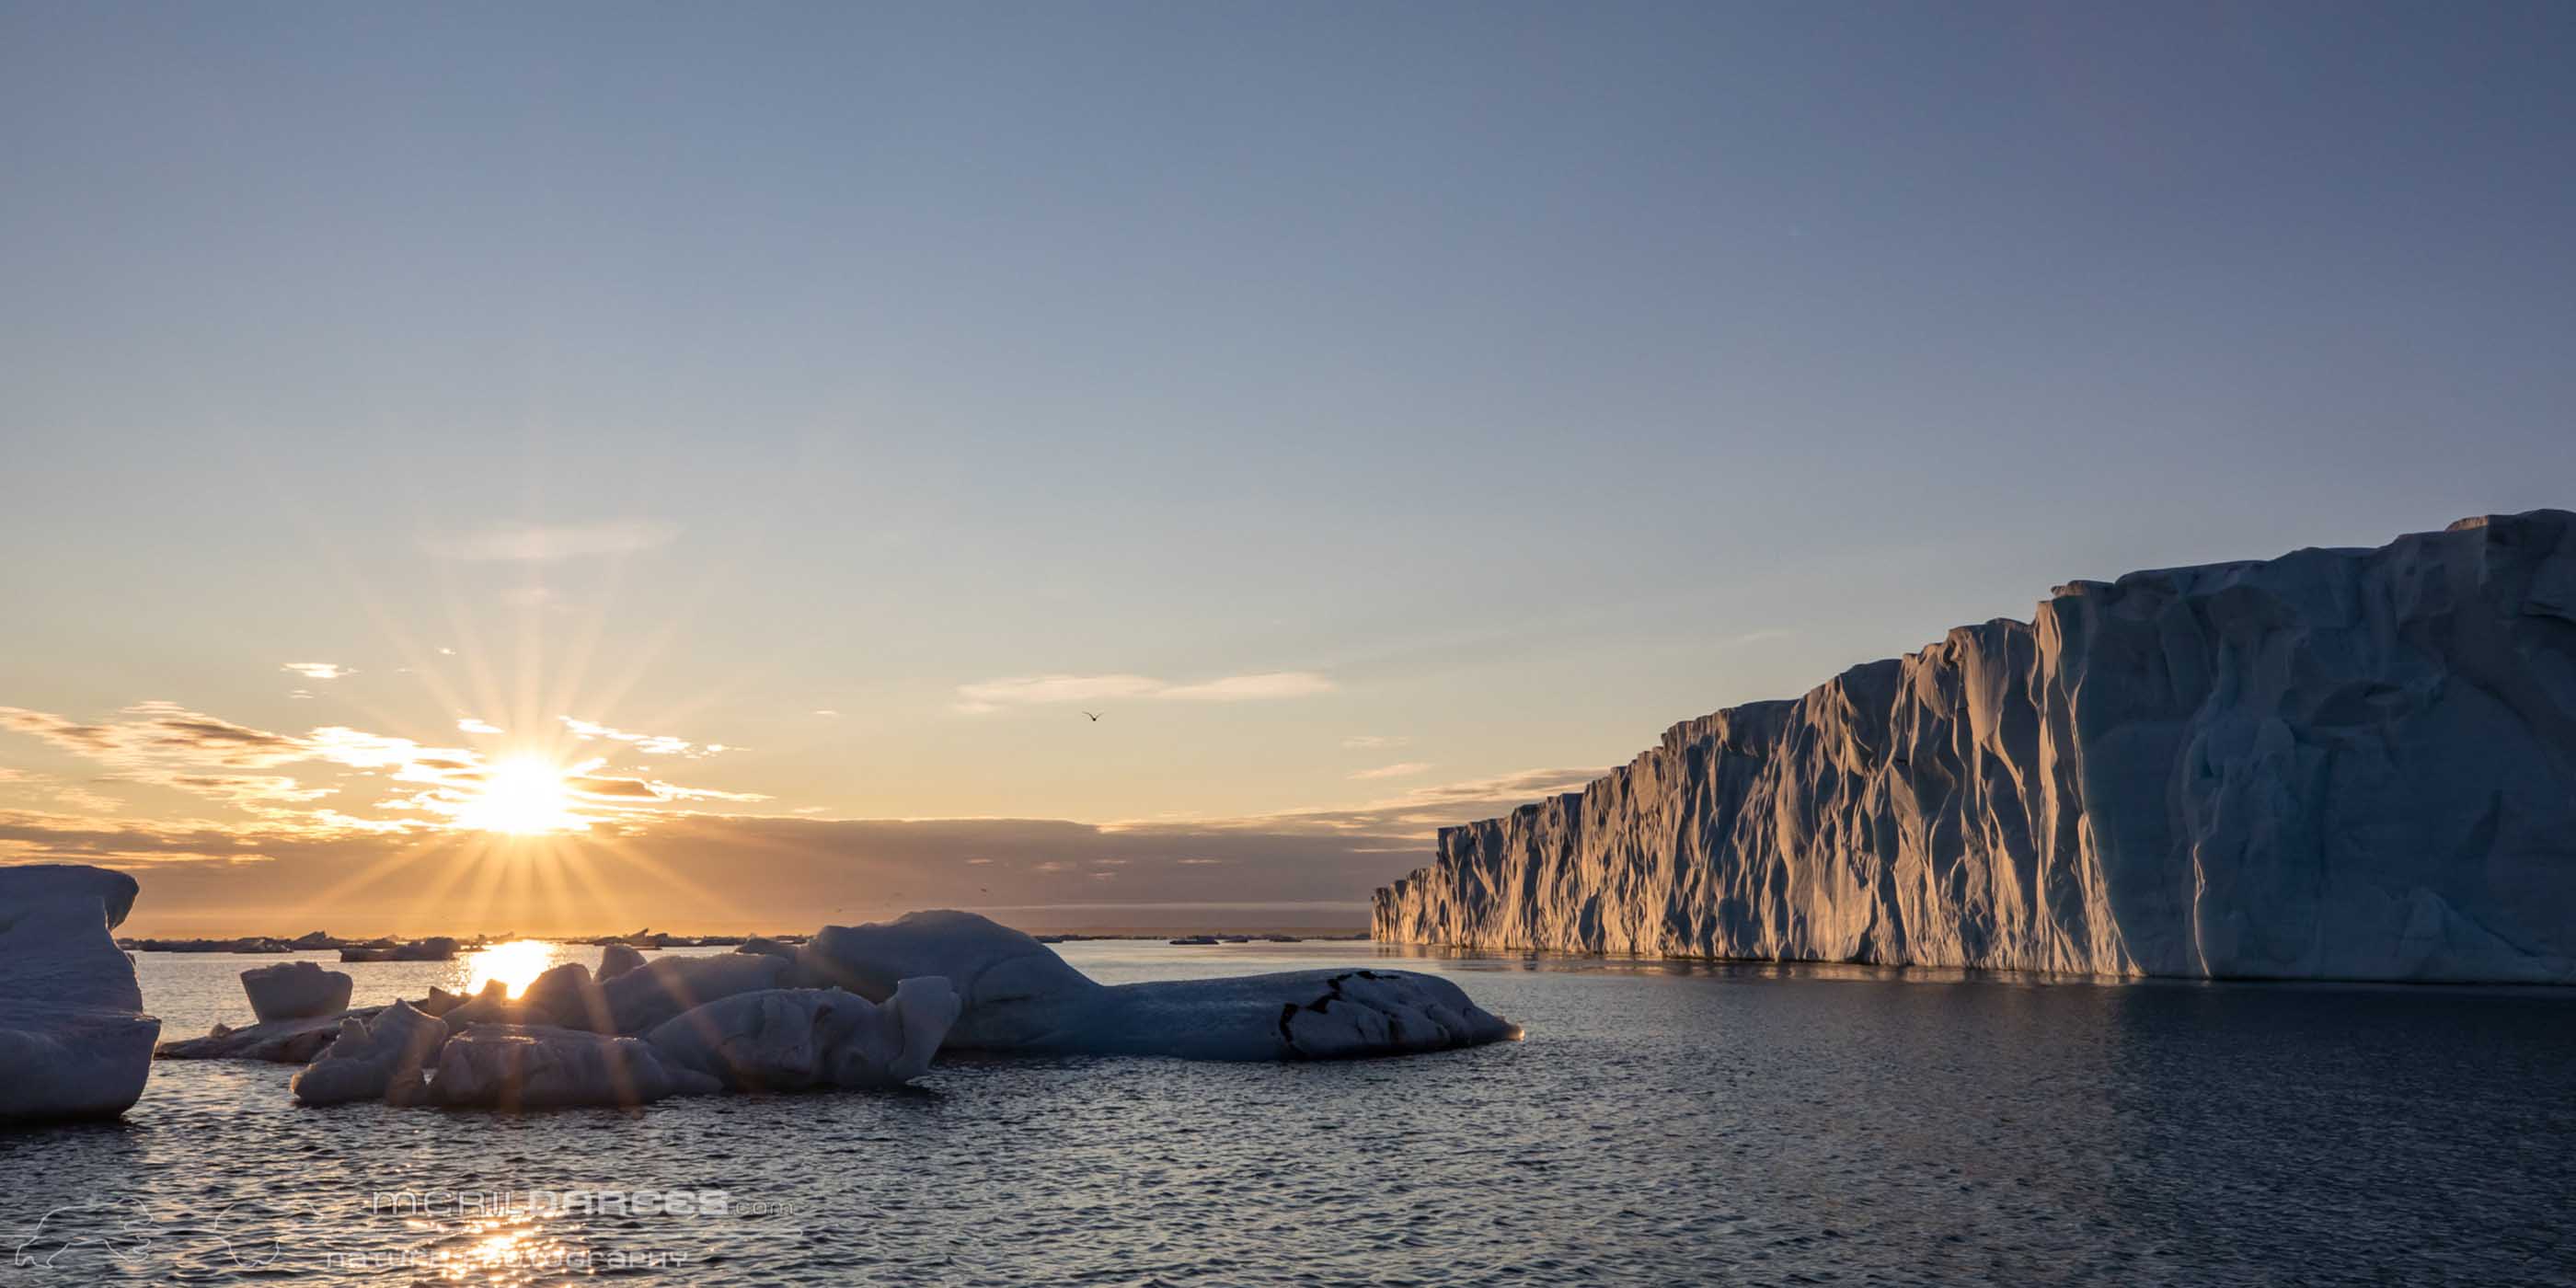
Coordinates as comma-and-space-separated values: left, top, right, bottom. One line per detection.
420, 519, 677, 562
1157, 673, 1334, 701
282, 662, 353, 681
1341, 734, 1410, 750
954, 671, 1333, 714
1348, 762, 1432, 780
456, 718, 504, 735
559, 717, 729, 757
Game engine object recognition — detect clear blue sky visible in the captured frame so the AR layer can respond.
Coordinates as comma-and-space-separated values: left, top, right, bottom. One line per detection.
2, 3, 2570, 931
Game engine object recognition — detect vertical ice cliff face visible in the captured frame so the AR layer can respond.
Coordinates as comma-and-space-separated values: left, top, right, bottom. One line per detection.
1374, 511, 2576, 983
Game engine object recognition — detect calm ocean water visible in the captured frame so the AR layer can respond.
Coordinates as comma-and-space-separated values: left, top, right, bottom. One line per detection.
4, 940, 2572, 1284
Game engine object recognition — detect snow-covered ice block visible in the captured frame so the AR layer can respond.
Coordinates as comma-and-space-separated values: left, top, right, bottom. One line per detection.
290, 1000, 446, 1106
646, 978, 960, 1091
240, 960, 353, 1024
429, 1025, 719, 1109
0, 865, 161, 1122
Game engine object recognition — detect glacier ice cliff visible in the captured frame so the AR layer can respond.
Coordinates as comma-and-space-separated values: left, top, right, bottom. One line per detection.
1374, 511, 2576, 983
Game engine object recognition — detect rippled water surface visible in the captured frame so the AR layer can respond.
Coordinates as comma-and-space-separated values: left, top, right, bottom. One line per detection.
6, 942, 2574, 1284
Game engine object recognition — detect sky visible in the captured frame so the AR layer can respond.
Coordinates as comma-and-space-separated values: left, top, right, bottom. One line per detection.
2, 2, 2570, 935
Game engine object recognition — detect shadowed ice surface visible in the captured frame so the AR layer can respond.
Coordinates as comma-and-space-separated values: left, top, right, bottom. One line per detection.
4, 940, 2571, 1283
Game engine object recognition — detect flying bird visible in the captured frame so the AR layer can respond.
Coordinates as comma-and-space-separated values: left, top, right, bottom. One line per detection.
1083, 711, 1101, 721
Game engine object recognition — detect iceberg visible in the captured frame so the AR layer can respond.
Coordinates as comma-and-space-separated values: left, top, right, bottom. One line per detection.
1374, 510, 2576, 983
805, 911, 1517, 1059
644, 979, 960, 1091
0, 865, 161, 1122
600, 952, 790, 1034
239, 961, 353, 1024
426, 1025, 719, 1109
289, 1001, 446, 1107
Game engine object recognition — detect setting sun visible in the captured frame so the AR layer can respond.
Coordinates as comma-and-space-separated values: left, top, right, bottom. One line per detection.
454, 755, 587, 835
463, 938, 558, 997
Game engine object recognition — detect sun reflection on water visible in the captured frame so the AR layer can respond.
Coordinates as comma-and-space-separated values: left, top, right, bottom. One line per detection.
463, 939, 556, 997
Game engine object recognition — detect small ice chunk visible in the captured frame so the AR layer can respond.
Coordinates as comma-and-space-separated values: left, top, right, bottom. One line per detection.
240, 960, 353, 1024
597, 943, 647, 981
290, 1001, 446, 1106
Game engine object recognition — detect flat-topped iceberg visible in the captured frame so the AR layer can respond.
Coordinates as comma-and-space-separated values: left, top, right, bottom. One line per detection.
240, 960, 352, 1024
0, 865, 161, 1122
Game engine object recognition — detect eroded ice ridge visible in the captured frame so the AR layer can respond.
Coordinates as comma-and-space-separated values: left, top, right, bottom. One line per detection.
0, 865, 161, 1121
1374, 510, 2576, 983
795, 910, 1520, 1059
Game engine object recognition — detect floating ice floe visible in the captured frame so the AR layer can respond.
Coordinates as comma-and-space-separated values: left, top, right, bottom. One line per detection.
240, 960, 353, 1024
797, 910, 1519, 1060
0, 865, 162, 1122
158, 1008, 374, 1064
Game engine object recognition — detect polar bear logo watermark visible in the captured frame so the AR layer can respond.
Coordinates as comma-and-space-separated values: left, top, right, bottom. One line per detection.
11, 1198, 152, 1270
